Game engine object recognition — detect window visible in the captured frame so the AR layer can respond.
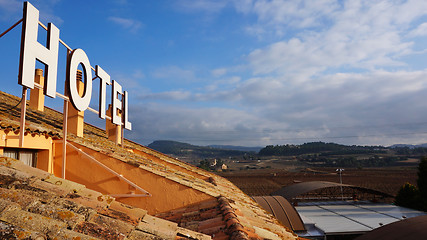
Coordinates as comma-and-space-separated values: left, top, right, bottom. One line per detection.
3, 148, 37, 167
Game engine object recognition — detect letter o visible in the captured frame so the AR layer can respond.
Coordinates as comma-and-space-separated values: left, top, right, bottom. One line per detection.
68, 49, 92, 111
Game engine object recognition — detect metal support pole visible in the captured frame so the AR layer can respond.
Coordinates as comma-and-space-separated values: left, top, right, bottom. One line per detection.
62, 49, 70, 179
116, 125, 120, 145
336, 168, 344, 201
19, 87, 27, 147
62, 99, 68, 179
0, 18, 22, 39
121, 125, 124, 147
339, 170, 343, 200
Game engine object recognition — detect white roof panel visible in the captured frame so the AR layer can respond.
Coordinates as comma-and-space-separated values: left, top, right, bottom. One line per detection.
355, 204, 427, 220
320, 205, 397, 229
297, 205, 372, 234
296, 202, 427, 235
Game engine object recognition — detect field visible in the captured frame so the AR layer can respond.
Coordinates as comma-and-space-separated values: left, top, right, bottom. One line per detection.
219, 167, 418, 199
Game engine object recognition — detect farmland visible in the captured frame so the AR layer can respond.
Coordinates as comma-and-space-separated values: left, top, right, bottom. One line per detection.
219, 167, 418, 199
149, 140, 422, 200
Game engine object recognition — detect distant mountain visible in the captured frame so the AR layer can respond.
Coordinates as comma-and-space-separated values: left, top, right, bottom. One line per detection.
148, 140, 194, 153
147, 140, 253, 159
208, 145, 262, 153
389, 144, 416, 149
389, 143, 427, 149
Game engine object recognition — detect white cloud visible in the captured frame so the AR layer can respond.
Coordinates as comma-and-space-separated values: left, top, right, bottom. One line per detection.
114, 0, 128, 5
127, 102, 284, 146
139, 91, 193, 101
125, 0, 427, 147
246, 0, 427, 78
175, 0, 229, 14
233, 0, 254, 14
151, 66, 195, 81
0, 0, 20, 22
251, 0, 338, 27
107, 69, 146, 93
131, 68, 427, 146
211, 68, 227, 77
0, 0, 20, 13
206, 76, 241, 91
409, 22, 427, 37
108, 16, 143, 33
0, 0, 63, 25
132, 70, 145, 79
234, 0, 339, 36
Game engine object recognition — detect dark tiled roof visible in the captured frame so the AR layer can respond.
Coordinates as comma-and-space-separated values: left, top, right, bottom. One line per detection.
354, 215, 427, 240
0, 90, 298, 240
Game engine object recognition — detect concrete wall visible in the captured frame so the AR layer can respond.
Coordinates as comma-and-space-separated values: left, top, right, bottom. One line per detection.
132, 148, 208, 181
0, 129, 53, 173
53, 141, 214, 214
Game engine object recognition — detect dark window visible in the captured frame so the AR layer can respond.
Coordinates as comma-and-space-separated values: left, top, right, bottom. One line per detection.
3, 148, 37, 167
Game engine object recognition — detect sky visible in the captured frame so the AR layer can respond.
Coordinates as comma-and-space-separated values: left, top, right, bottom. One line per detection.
1, 0, 427, 147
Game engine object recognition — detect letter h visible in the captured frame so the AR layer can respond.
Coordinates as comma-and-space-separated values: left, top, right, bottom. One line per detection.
19, 1, 59, 98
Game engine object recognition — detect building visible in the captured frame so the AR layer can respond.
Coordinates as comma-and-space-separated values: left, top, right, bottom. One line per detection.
295, 201, 426, 239
0, 88, 298, 239
254, 181, 426, 240
0, 2, 300, 237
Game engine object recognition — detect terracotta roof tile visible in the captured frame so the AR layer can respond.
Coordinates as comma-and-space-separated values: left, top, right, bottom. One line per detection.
98, 200, 147, 226
0, 207, 67, 235
49, 227, 101, 240
127, 228, 164, 239
74, 221, 126, 240
0, 187, 39, 209
138, 214, 178, 239
27, 201, 85, 229
177, 227, 212, 240
51, 197, 97, 220
0, 157, 210, 240
89, 213, 135, 236
0, 221, 51, 240
30, 178, 74, 198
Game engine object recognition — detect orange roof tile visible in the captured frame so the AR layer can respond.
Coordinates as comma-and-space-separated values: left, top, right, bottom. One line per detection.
0, 156, 209, 240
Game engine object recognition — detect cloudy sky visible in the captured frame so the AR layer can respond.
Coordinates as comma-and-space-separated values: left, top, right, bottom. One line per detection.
1, 0, 427, 147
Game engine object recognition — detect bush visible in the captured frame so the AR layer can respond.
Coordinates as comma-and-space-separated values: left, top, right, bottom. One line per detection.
395, 156, 427, 211
417, 157, 427, 211
395, 183, 421, 210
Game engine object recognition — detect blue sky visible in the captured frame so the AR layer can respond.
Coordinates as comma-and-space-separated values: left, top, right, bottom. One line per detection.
2, 0, 427, 147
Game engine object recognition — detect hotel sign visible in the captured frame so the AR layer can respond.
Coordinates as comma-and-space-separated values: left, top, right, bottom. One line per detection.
18, 2, 131, 130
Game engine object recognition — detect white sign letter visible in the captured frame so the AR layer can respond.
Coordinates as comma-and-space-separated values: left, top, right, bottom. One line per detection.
67, 49, 92, 112
123, 91, 132, 130
111, 80, 122, 126
19, 1, 59, 98
95, 65, 110, 119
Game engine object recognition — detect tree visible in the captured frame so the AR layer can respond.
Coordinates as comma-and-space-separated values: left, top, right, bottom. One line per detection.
417, 157, 427, 210
395, 156, 427, 211
395, 183, 421, 210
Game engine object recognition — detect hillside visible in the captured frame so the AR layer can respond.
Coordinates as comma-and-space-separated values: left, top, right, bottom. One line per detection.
148, 140, 427, 169
259, 142, 387, 156
147, 140, 252, 159
208, 145, 262, 152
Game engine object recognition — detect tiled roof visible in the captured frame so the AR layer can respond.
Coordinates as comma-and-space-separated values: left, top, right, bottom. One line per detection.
0, 156, 208, 239
156, 197, 269, 240
0, 90, 298, 240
